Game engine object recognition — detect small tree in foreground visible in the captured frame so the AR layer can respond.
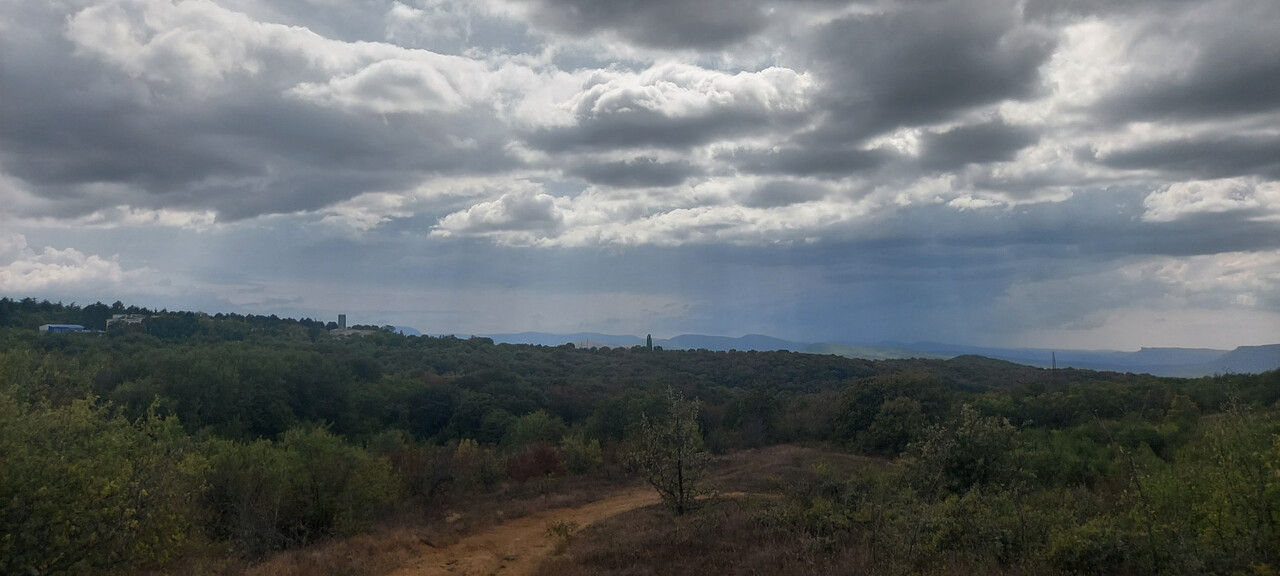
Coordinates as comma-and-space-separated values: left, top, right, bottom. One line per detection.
633, 387, 707, 515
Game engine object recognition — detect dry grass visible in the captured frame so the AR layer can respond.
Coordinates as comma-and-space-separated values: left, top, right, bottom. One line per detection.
533, 496, 876, 576
533, 498, 1059, 576
706, 443, 884, 493
243, 531, 425, 576
535, 446, 1058, 576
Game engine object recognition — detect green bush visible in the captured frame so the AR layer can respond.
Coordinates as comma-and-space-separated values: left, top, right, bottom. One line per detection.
506, 410, 568, 447
203, 427, 398, 556
909, 405, 1020, 497
559, 433, 603, 474
1139, 402, 1280, 573
367, 431, 453, 500
860, 396, 928, 456
0, 393, 201, 575
1048, 518, 1130, 575
281, 427, 399, 541
926, 487, 1026, 566
1021, 428, 1112, 488
452, 438, 505, 491
203, 438, 299, 556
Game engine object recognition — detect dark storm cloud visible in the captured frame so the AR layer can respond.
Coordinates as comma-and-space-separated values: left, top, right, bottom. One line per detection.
1025, 0, 1280, 126
521, 0, 772, 49
566, 158, 702, 188
0, 4, 248, 201
918, 120, 1040, 170
0, 1, 518, 221
741, 181, 829, 208
1022, 0, 1203, 20
799, 0, 1054, 146
1096, 19, 1280, 122
731, 147, 895, 178
1127, 212, 1280, 257
922, 190, 1280, 258
355, 190, 1280, 329
1098, 136, 1280, 181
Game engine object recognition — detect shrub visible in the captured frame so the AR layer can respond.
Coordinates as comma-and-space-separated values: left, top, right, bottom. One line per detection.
390, 445, 454, 500
546, 520, 579, 555
860, 396, 928, 456
280, 427, 399, 542
1047, 518, 1129, 575
506, 410, 568, 447
508, 442, 564, 482
203, 438, 299, 556
453, 438, 504, 491
559, 433, 603, 474
797, 496, 853, 551
1022, 428, 1111, 488
926, 487, 1025, 566
0, 394, 201, 575
909, 405, 1019, 497
204, 427, 398, 556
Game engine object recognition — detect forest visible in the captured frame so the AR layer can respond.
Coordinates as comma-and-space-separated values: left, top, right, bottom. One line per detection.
2, 296, 1279, 575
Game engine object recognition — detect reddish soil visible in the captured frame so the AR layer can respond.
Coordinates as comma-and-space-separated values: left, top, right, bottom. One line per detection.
387, 486, 659, 576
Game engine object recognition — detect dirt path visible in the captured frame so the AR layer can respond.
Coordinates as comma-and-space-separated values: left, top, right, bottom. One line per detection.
388, 486, 659, 576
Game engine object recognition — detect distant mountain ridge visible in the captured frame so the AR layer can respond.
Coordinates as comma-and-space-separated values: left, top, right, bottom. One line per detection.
892, 342, 1280, 377
485, 332, 648, 348
480, 332, 1280, 377
1211, 345, 1280, 375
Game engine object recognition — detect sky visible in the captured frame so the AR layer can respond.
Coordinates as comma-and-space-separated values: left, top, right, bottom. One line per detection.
1, 0, 1279, 350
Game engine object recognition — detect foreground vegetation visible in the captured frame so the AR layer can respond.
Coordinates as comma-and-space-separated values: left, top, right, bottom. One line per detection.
2, 297, 1279, 575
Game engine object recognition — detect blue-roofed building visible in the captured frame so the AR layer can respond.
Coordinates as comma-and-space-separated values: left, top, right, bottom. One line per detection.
39, 324, 85, 333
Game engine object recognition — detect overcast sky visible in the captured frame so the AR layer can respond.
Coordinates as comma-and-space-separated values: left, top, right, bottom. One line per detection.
2, 0, 1279, 349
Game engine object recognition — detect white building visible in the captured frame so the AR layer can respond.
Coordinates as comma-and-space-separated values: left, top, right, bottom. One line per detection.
106, 314, 147, 330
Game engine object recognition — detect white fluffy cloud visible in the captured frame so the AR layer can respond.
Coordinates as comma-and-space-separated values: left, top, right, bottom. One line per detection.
0, 234, 155, 293
432, 187, 565, 242
566, 63, 812, 122
1142, 178, 1280, 222
288, 58, 477, 114
1124, 250, 1280, 310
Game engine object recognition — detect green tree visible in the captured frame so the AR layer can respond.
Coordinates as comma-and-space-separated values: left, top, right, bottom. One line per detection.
632, 387, 707, 515
505, 410, 568, 447
910, 405, 1020, 497
862, 396, 928, 456
1164, 393, 1200, 431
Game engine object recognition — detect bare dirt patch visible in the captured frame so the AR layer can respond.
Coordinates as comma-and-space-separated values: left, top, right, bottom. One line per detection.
387, 486, 658, 576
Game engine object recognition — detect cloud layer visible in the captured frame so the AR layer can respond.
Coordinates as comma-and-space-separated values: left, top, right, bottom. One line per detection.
1, 0, 1278, 348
